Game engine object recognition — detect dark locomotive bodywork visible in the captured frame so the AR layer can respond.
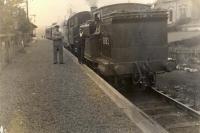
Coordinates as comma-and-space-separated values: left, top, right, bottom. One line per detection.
63, 11, 91, 52
64, 3, 168, 86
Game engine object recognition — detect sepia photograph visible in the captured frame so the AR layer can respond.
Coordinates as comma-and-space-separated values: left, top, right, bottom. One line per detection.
0, 0, 200, 132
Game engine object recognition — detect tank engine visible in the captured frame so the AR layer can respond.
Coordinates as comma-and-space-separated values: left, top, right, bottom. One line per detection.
64, 3, 169, 87
63, 11, 91, 54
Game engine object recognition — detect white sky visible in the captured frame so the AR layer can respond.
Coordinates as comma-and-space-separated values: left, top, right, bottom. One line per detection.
29, 0, 157, 28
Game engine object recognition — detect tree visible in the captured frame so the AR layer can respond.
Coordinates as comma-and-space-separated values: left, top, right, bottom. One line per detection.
6, 0, 25, 6
16, 8, 31, 33
0, 0, 30, 33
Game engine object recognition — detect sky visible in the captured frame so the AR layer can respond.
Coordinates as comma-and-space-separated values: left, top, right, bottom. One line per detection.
29, 0, 157, 28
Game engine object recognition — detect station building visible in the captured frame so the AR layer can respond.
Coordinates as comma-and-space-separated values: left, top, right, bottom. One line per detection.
155, 0, 200, 25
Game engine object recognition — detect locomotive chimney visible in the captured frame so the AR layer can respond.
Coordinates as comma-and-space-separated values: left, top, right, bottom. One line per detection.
91, 6, 97, 12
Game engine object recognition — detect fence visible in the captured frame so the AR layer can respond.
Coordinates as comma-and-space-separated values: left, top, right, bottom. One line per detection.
0, 34, 25, 71
167, 48, 200, 110
169, 47, 200, 64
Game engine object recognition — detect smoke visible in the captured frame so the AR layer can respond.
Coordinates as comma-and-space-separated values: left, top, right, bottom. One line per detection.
85, 0, 98, 7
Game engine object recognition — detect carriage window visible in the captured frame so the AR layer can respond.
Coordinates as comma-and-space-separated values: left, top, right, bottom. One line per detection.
94, 13, 100, 21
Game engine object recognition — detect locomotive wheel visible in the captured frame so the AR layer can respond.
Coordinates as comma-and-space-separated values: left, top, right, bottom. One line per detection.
132, 72, 141, 86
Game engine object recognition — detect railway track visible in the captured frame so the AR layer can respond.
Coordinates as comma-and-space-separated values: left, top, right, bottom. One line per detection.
118, 86, 200, 133
89, 64, 200, 132
66, 49, 200, 133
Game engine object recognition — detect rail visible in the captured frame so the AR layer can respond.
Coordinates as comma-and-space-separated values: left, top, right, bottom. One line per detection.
152, 87, 200, 118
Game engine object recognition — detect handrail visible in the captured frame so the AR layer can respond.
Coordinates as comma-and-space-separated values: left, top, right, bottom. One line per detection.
0, 34, 15, 38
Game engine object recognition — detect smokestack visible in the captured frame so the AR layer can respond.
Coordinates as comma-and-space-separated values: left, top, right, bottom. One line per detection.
85, 0, 98, 8
91, 6, 97, 12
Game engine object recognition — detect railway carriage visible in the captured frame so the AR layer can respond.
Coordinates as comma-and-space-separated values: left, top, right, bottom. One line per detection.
45, 23, 59, 40
45, 26, 53, 40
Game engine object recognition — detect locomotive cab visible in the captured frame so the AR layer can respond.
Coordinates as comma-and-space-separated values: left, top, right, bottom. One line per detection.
62, 11, 91, 53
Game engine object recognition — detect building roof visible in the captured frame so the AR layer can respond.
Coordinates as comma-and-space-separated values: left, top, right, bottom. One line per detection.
29, 22, 37, 29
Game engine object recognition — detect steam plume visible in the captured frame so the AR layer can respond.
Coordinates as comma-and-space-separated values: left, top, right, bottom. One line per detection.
85, 0, 98, 7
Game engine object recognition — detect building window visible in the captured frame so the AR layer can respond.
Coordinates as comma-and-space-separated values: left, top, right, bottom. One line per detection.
169, 10, 173, 22
180, 6, 187, 19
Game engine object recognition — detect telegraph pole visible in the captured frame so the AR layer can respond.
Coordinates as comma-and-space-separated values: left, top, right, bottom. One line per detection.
26, 0, 29, 21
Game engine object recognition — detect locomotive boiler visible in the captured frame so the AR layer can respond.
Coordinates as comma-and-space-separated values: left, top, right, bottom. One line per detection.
64, 3, 169, 86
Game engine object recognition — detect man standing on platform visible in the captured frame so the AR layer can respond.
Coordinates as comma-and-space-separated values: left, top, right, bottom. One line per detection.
78, 29, 86, 64
52, 25, 64, 64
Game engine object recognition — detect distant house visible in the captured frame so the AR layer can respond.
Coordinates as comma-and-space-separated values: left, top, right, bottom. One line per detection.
155, 0, 200, 25
29, 22, 37, 37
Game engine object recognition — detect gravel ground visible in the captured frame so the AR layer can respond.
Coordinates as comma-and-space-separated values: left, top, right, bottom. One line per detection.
157, 70, 200, 110
0, 39, 142, 133
160, 35, 200, 110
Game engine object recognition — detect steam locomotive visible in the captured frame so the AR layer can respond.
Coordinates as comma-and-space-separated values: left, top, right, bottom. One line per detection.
62, 3, 170, 86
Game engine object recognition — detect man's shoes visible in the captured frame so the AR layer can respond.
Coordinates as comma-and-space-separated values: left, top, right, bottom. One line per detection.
54, 62, 57, 64
60, 62, 64, 64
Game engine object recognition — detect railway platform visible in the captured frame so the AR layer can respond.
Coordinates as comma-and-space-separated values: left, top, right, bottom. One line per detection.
0, 39, 167, 133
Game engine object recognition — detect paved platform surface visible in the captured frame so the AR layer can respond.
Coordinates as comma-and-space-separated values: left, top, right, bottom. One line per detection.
0, 39, 143, 133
